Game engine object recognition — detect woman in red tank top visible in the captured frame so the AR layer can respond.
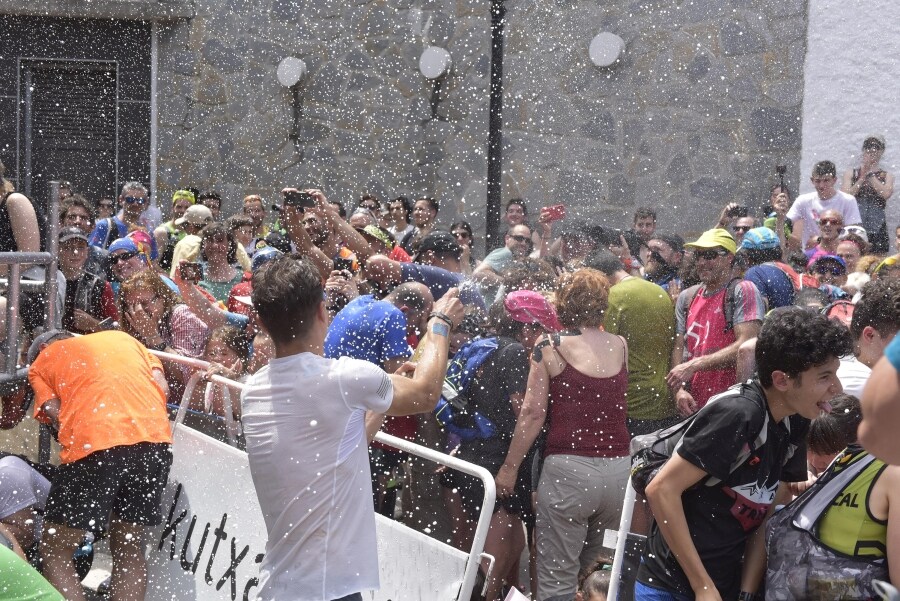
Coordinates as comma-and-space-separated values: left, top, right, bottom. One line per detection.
495, 268, 631, 601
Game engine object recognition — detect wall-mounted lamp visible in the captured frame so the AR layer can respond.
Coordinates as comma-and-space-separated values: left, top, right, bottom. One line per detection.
277, 57, 308, 155
419, 46, 452, 121
589, 32, 624, 67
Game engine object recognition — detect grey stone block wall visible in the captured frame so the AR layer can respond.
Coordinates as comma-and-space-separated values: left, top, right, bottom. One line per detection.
501, 0, 808, 234
155, 0, 808, 237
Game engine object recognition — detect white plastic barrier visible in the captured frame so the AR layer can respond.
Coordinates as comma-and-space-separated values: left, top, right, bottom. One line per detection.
145, 351, 494, 601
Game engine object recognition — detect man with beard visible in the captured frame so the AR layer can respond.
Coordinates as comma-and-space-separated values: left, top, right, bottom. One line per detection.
644, 233, 685, 292
667, 229, 764, 414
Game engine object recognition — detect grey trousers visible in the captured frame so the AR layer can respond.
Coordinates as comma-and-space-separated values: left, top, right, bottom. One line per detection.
535, 453, 630, 601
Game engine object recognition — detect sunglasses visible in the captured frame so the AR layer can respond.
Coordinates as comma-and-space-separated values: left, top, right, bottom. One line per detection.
509, 234, 530, 243
452, 231, 471, 239
732, 225, 751, 232
694, 249, 728, 260
815, 265, 845, 276
98, 202, 114, 209
110, 251, 138, 264
819, 218, 842, 226
123, 196, 147, 205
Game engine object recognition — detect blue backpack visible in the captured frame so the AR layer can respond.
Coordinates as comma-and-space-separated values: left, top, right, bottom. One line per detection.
433, 337, 499, 441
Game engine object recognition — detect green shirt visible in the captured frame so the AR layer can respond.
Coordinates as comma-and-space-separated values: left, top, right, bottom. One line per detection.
0, 545, 63, 600
604, 276, 677, 420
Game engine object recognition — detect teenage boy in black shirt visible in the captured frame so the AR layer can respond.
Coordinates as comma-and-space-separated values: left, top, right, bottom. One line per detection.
636, 307, 853, 601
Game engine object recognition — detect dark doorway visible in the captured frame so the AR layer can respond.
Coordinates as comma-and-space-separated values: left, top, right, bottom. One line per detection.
22, 60, 118, 216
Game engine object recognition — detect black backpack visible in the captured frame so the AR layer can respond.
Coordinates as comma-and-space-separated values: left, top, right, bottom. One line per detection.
629, 381, 770, 496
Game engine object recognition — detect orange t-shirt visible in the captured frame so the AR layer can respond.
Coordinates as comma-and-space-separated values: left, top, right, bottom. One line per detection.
29, 331, 172, 464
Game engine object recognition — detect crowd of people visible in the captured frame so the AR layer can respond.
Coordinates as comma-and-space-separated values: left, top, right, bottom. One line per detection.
0, 135, 898, 601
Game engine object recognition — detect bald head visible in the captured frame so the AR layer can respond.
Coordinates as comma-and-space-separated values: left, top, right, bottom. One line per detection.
386, 282, 434, 338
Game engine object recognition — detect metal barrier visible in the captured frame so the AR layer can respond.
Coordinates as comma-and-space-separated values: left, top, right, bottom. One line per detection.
148, 350, 495, 601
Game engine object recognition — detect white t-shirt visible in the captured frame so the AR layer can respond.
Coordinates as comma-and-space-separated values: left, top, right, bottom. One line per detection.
241, 353, 394, 601
0, 456, 50, 543
787, 190, 861, 247
836, 355, 871, 399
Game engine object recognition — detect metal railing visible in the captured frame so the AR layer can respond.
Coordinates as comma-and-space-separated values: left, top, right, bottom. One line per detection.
152, 349, 496, 601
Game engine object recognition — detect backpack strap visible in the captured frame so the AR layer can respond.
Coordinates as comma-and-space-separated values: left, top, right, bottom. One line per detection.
723, 277, 742, 332
102, 217, 115, 249
793, 453, 877, 532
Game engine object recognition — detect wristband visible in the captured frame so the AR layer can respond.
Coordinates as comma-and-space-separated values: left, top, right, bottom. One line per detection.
429, 311, 454, 328
738, 592, 758, 601
430, 322, 450, 337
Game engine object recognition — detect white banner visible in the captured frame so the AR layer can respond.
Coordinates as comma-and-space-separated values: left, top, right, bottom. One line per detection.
146, 424, 474, 601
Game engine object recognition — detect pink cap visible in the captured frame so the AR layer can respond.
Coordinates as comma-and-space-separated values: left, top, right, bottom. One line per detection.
504, 290, 562, 332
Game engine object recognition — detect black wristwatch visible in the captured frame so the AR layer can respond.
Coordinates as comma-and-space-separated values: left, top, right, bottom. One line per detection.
738, 592, 758, 601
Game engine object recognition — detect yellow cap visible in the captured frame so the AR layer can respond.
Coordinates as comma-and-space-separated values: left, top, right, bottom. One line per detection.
685, 228, 737, 254
874, 255, 899, 274
172, 189, 196, 205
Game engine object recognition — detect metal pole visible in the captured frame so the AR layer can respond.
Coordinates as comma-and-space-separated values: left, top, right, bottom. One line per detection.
485, 0, 506, 253
46, 181, 59, 328
5, 264, 19, 376
608, 478, 638, 601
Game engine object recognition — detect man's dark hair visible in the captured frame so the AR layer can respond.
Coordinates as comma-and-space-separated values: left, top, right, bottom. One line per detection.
633, 206, 656, 222
850, 279, 900, 340
328, 199, 346, 219
501, 258, 558, 293
391, 196, 412, 221
741, 246, 783, 266
807, 393, 861, 455
812, 160, 837, 178
489, 297, 525, 340
584, 248, 624, 277
505, 198, 527, 215
358, 194, 380, 210
416, 196, 439, 213
225, 213, 253, 231
794, 287, 829, 309
60, 195, 96, 227
198, 190, 222, 203
251, 255, 323, 345
756, 307, 853, 388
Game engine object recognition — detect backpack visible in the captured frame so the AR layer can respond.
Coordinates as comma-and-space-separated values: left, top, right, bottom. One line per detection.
629, 381, 771, 496
433, 336, 499, 441
772, 261, 820, 291
100, 217, 124, 249
684, 277, 742, 332
765, 450, 887, 600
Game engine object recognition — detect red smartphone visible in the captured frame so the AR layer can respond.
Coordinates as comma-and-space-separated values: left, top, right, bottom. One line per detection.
542, 204, 566, 222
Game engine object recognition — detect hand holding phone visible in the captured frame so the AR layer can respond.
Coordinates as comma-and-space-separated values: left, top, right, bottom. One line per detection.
541, 204, 566, 223
179, 261, 204, 284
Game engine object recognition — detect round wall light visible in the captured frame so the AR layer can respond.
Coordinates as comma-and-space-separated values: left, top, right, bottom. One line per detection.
589, 32, 625, 67
276, 57, 307, 88
419, 46, 452, 79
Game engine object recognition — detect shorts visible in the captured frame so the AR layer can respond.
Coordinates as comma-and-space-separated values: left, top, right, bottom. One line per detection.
45, 442, 172, 532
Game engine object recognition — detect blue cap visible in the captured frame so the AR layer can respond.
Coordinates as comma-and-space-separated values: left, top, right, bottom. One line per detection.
740, 227, 780, 251
251, 246, 283, 272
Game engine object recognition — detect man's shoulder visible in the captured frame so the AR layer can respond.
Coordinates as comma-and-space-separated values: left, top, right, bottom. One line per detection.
612, 277, 671, 304
834, 189, 857, 204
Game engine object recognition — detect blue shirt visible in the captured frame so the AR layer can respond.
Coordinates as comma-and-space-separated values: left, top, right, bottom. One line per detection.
324, 295, 411, 368
744, 263, 794, 309
886, 333, 900, 372
400, 263, 486, 310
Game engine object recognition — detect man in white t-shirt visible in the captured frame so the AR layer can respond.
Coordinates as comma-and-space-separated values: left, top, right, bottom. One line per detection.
787, 160, 862, 249
240, 251, 463, 601
837, 279, 900, 397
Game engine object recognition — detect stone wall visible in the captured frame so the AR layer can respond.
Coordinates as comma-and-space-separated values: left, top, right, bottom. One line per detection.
155, 0, 493, 228
502, 0, 809, 233
154, 0, 809, 237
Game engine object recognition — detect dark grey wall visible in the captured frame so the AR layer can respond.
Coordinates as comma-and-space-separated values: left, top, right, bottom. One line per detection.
0, 16, 151, 213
